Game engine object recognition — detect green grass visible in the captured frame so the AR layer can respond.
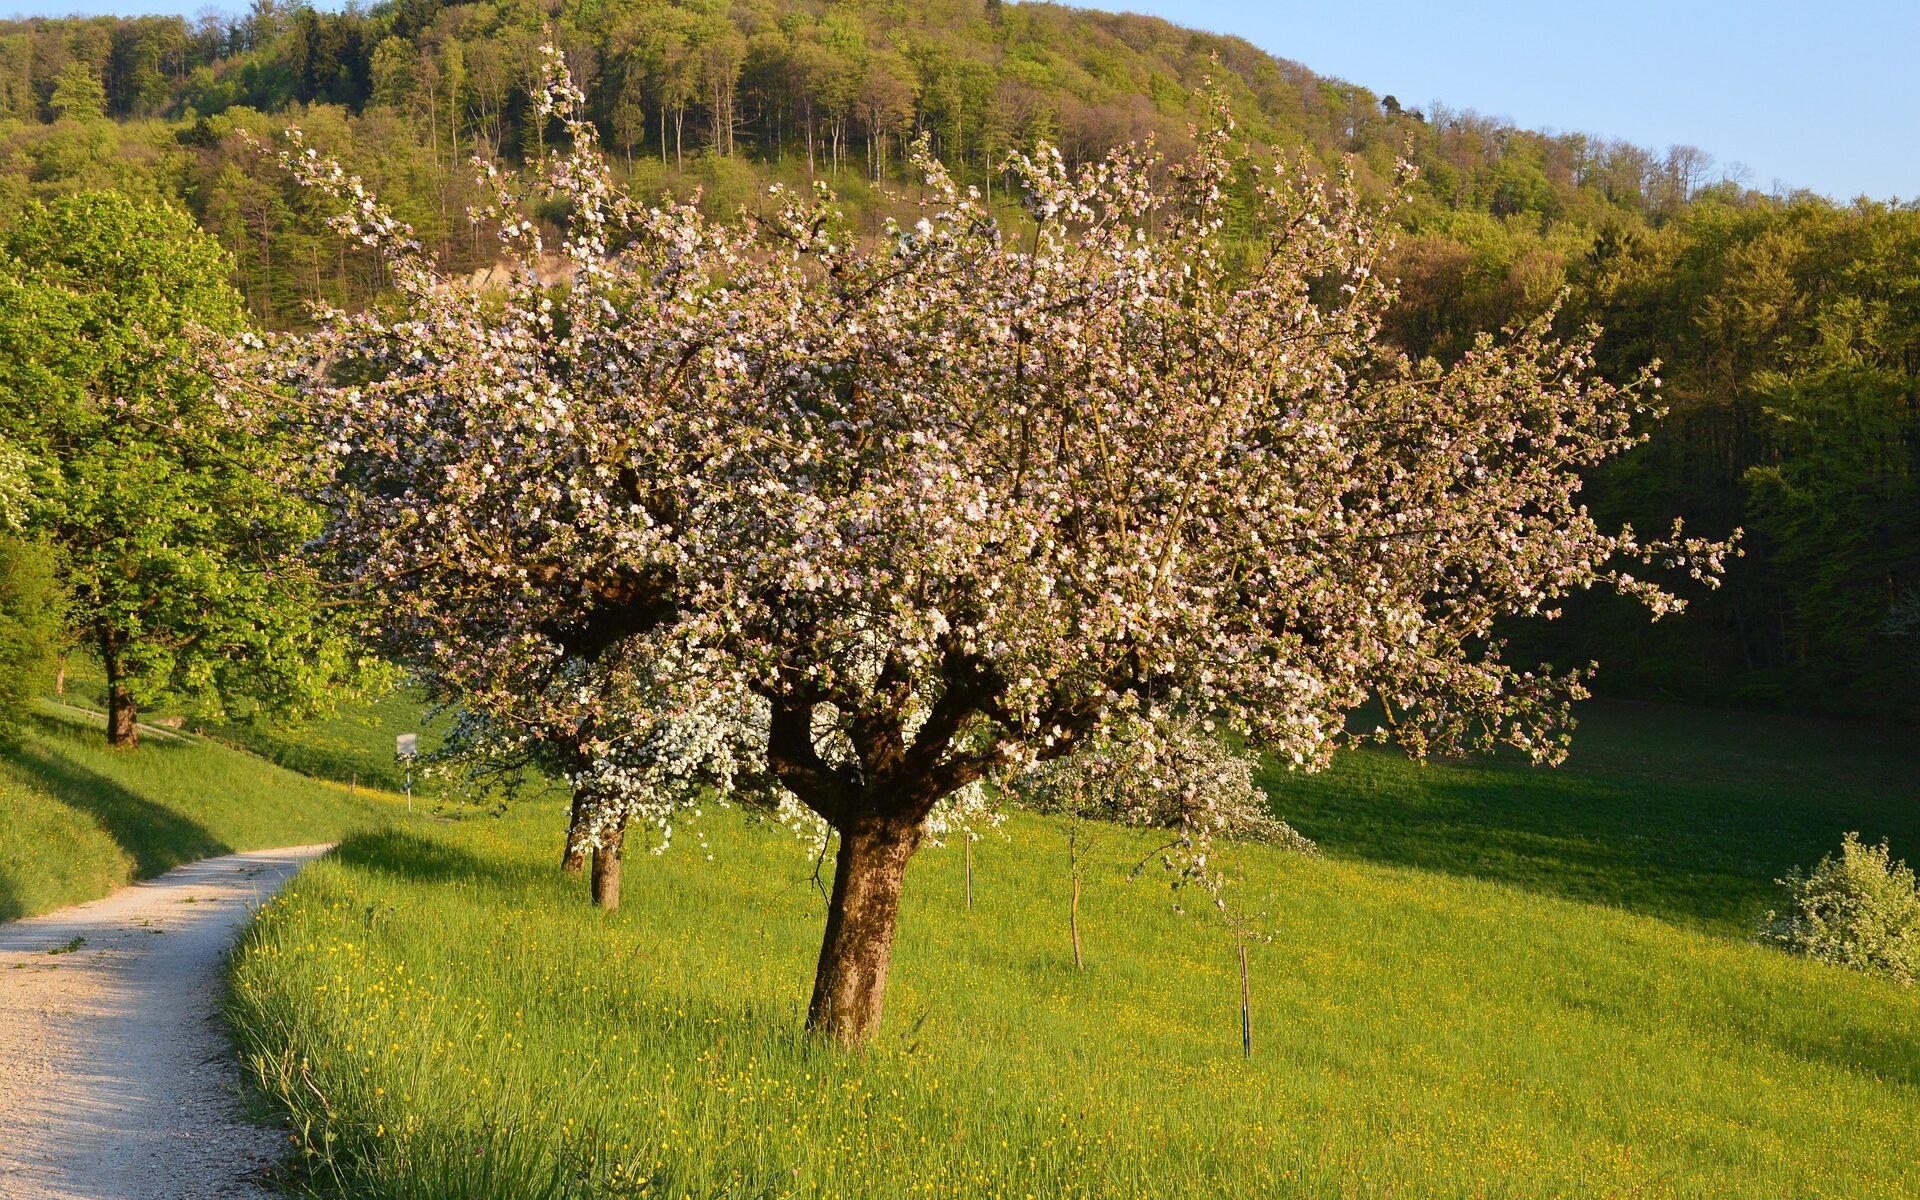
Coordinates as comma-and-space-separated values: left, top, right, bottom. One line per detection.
0, 704, 397, 920
209, 689, 449, 796
227, 702, 1920, 1199
1264, 701, 1920, 934
51, 655, 447, 796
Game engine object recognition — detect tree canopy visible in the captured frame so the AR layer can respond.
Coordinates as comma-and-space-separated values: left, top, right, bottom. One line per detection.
0, 192, 368, 745
242, 54, 1731, 1041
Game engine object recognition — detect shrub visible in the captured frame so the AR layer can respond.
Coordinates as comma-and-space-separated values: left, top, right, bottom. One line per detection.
1763, 833, 1920, 986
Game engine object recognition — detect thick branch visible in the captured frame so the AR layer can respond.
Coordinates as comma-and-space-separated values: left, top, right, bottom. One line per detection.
767, 697, 859, 825
537, 567, 677, 661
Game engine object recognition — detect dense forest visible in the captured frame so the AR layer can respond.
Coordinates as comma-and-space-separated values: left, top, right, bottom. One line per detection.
0, 0, 1914, 719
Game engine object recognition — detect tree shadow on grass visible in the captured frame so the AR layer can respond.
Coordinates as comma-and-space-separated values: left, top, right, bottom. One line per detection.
329, 827, 505, 888
1263, 743, 1920, 933
1555, 978, 1920, 1092
4, 735, 228, 882
1737, 1005, 1920, 1093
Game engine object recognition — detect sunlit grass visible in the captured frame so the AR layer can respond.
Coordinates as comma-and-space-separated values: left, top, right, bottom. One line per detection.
229, 702, 1920, 1199
51, 656, 449, 797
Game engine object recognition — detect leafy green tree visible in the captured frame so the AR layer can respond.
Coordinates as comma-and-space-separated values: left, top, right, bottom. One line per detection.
0, 442, 64, 740
367, 35, 418, 111
0, 533, 64, 741
50, 62, 108, 122
0, 192, 368, 747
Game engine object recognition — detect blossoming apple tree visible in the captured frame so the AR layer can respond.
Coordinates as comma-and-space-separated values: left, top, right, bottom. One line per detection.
239, 49, 1730, 1044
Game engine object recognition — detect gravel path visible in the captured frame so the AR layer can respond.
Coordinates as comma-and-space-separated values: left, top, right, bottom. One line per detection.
0, 846, 332, 1200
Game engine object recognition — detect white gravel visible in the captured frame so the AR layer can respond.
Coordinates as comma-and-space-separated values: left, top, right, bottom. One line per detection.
0, 846, 331, 1200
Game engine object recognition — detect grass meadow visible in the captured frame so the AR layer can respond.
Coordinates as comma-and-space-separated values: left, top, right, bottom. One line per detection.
227, 702, 1920, 1199
0, 704, 397, 919
1266, 700, 1920, 933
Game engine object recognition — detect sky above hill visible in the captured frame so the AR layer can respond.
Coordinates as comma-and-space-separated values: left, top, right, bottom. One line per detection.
1071, 0, 1915, 202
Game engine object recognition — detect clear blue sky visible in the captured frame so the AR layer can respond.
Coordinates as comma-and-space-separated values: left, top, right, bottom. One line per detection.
1067, 0, 1916, 202
13, 0, 1914, 200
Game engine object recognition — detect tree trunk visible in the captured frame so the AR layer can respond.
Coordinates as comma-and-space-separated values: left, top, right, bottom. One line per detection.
100, 634, 137, 749
591, 821, 624, 911
561, 787, 593, 873
1238, 937, 1252, 1059
806, 815, 921, 1044
106, 683, 138, 748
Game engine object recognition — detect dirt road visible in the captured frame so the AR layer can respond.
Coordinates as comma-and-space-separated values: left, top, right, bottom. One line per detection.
0, 846, 330, 1200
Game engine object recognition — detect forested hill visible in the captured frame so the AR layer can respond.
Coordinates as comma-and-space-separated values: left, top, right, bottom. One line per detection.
1, 0, 1916, 720
2, 0, 1756, 291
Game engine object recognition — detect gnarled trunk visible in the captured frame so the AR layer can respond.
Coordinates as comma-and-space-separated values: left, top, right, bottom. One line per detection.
806, 814, 921, 1044
591, 820, 625, 911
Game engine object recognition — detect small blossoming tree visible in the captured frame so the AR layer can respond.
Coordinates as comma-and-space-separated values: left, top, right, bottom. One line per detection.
238, 49, 1731, 1044
1015, 712, 1317, 970
426, 643, 766, 911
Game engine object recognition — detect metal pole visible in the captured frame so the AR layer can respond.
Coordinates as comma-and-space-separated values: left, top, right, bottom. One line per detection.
1239, 938, 1252, 1059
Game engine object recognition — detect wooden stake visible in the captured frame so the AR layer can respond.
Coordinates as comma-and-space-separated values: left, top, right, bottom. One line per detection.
964, 837, 973, 910
1238, 938, 1252, 1059
1070, 875, 1083, 970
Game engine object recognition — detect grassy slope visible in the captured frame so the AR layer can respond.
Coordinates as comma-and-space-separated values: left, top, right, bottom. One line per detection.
52, 657, 447, 795
207, 689, 448, 796
0, 704, 395, 920
228, 702, 1920, 1199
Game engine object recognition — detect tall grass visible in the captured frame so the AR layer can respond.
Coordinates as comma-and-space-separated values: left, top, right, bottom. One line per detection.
228, 703, 1920, 1199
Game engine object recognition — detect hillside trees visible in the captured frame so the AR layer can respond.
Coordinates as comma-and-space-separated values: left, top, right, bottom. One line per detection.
0, 0, 1753, 232
50, 61, 108, 121
251, 51, 1731, 1043
1561, 200, 1920, 709
0, 192, 367, 746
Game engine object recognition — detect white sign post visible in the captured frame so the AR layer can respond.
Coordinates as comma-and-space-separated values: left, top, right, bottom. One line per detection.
396, 733, 418, 812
